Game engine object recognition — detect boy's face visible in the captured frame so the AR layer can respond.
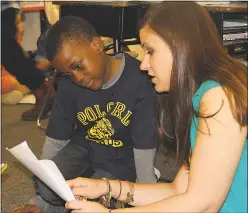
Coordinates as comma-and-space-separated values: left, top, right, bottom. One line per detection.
51, 38, 105, 90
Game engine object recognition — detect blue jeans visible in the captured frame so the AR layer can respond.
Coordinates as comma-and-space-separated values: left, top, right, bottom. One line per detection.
29, 141, 117, 213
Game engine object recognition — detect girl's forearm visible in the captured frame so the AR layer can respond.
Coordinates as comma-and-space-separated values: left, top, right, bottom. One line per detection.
109, 180, 178, 206
112, 193, 209, 213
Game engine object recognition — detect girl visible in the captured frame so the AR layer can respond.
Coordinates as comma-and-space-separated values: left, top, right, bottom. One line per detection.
13, 2, 247, 213
65, 2, 247, 213
1, 7, 30, 104
1, 5, 54, 119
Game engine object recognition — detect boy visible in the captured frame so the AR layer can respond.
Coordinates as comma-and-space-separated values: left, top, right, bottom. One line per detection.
27, 16, 158, 212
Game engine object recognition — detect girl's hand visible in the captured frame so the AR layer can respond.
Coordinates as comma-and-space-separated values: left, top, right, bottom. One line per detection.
67, 177, 108, 199
65, 200, 108, 213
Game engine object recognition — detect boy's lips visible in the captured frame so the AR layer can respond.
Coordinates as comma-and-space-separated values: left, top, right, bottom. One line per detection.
73, 78, 94, 89
78, 76, 93, 88
85, 79, 93, 88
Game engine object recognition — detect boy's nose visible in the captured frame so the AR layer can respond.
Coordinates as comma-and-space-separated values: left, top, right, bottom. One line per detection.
72, 70, 84, 83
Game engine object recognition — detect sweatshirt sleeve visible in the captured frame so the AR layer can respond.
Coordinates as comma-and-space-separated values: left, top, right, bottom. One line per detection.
1, 40, 45, 90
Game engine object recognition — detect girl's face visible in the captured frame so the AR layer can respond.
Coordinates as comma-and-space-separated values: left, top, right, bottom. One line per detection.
15, 13, 24, 43
139, 26, 173, 93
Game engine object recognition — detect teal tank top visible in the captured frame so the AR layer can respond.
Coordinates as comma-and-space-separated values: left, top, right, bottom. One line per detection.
190, 80, 247, 212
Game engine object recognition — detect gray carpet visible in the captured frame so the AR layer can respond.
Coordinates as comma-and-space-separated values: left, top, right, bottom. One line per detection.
1, 104, 180, 213
1, 104, 48, 213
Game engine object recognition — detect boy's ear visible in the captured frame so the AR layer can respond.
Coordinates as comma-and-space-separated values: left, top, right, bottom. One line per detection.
90, 37, 104, 54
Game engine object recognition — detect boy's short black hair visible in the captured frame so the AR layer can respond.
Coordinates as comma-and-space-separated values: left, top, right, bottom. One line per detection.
45, 16, 99, 61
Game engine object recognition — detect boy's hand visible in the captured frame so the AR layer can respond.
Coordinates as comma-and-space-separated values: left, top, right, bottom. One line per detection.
67, 177, 108, 199
12, 205, 43, 213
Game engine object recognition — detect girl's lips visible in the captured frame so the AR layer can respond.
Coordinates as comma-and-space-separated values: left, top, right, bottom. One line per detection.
151, 77, 157, 84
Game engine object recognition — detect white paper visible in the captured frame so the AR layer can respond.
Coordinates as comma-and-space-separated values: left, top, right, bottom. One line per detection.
6, 141, 75, 201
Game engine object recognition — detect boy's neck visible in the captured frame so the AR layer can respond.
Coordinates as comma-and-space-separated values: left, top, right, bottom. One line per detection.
103, 54, 123, 85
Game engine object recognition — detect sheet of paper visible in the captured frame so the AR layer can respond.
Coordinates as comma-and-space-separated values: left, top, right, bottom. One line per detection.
6, 141, 75, 201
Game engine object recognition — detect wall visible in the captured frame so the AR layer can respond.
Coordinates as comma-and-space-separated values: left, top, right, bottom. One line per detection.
22, 11, 41, 51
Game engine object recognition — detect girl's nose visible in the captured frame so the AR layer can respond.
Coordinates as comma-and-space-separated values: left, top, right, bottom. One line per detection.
140, 55, 151, 71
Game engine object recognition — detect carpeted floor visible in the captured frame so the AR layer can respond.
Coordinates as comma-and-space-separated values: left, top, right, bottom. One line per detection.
1, 104, 48, 213
1, 103, 180, 213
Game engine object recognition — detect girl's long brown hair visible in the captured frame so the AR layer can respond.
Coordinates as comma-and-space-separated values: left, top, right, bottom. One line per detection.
141, 2, 247, 167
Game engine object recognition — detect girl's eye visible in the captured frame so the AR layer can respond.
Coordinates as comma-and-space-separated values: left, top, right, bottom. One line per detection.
147, 49, 154, 55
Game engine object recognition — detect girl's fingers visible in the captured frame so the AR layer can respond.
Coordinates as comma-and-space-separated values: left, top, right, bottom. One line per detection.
66, 177, 87, 188
71, 186, 88, 196
65, 199, 87, 210
71, 210, 86, 213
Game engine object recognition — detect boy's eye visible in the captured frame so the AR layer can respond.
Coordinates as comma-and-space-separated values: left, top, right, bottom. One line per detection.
75, 64, 81, 70
75, 63, 83, 70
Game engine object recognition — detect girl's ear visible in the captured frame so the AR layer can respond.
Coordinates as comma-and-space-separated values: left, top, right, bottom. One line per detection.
90, 36, 104, 54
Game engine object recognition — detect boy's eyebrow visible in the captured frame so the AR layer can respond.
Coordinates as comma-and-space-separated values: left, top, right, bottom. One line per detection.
68, 59, 83, 69
68, 62, 76, 69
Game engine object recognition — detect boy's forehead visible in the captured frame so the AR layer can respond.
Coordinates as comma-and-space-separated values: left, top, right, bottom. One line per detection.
63, 36, 92, 45
52, 41, 92, 66
59, 41, 89, 56
62, 40, 88, 49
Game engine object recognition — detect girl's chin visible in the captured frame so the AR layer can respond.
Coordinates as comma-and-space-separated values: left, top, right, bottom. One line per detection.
154, 84, 168, 93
